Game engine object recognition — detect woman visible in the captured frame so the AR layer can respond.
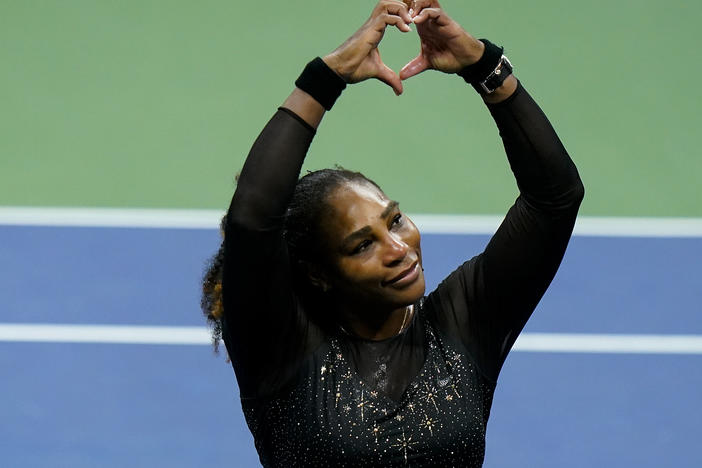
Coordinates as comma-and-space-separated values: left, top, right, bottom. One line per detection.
202, 1, 584, 466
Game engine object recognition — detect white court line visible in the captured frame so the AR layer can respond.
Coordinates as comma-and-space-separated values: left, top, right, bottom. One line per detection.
1, 206, 702, 237
1, 324, 702, 354
0, 324, 211, 346
514, 333, 702, 354
0, 207, 223, 230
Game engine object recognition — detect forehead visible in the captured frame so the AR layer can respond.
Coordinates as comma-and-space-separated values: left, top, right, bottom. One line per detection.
325, 181, 391, 231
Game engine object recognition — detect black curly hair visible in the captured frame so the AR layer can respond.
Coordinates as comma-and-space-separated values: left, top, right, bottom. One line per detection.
201, 167, 382, 352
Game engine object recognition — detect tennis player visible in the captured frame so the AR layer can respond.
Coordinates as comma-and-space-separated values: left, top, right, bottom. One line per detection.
202, 1, 583, 465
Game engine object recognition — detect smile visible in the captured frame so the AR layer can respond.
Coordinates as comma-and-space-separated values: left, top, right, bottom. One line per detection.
383, 261, 420, 287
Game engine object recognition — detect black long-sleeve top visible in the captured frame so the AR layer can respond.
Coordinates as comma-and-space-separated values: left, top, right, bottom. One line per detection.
221, 82, 584, 467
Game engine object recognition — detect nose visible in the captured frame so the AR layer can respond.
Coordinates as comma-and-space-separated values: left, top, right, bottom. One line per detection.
383, 232, 409, 266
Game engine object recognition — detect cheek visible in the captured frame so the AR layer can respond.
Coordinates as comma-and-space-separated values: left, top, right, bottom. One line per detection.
404, 220, 422, 254
334, 257, 380, 286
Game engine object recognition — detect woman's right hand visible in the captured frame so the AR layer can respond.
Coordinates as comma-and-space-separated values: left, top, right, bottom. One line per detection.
399, 0, 485, 80
323, 1, 412, 96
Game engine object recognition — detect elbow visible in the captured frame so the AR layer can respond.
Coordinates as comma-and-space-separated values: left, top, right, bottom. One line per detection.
558, 161, 585, 209
570, 175, 585, 206
557, 174, 585, 213
226, 188, 284, 232
523, 169, 585, 214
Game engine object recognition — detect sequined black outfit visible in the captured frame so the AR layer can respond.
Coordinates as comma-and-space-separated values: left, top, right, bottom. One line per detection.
221, 82, 584, 467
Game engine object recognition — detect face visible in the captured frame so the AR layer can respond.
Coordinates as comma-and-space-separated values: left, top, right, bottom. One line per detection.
316, 180, 425, 310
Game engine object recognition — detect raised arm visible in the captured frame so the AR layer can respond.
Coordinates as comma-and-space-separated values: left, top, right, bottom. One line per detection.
221, 1, 414, 397
221, 91, 322, 398
404, 1, 584, 378
228, 0, 413, 229
472, 81, 584, 376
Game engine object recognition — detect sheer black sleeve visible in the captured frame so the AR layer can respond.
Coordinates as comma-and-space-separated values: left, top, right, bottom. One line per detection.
426, 82, 585, 381
221, 108, 322, 398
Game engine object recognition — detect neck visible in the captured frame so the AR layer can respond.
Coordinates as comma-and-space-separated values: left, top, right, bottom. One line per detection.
337, 302, 413, 340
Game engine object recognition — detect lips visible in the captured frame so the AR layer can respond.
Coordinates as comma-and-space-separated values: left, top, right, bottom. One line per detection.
383, 260, 420, 287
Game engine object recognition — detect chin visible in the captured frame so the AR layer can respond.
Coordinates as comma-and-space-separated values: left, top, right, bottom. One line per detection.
401, 275, 426, 306
413, 280, 427, 302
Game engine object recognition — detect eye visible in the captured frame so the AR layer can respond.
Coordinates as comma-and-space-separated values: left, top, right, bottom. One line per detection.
391, 213, 403, 228
352, 239, 372, 255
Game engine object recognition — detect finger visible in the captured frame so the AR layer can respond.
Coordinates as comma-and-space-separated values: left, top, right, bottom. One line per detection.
383, 0, 413, 25
376, 62, 404, 95
409, 0, 440, 19
412, 7, 443, 25
399, 54, 431, 80
375, 13, 411, 33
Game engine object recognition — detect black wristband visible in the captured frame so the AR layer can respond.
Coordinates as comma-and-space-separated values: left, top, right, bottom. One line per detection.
456, 39, 504, 88
294, 57, 347, 111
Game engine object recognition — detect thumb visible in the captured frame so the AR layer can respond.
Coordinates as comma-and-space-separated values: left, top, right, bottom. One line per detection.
400, 54, 431, 80
375, 63, 404, 96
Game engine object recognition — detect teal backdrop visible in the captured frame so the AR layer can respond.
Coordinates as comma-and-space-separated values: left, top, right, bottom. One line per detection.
1, 0, 699, 216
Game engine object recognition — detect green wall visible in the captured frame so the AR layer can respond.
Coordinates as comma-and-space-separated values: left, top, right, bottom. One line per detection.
1, 0, 699, 215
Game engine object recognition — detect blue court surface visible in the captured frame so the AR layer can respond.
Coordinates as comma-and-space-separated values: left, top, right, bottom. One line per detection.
2, 223, 701, 467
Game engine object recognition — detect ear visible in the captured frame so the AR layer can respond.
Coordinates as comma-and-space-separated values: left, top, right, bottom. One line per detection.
307, 263, 331, 293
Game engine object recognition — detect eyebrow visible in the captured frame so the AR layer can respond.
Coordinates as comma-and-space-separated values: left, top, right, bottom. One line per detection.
381, 200, 400, 220
341, 201, 400, 249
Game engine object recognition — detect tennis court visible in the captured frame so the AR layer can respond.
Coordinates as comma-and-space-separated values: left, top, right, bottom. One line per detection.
2, 214, 701, 467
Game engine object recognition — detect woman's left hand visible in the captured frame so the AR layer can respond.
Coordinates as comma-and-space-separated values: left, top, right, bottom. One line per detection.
400, 0, 485, 80
323, 0, 413, 96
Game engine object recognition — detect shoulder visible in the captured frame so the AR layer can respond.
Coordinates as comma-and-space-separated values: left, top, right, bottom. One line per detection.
426, 255, 485, 310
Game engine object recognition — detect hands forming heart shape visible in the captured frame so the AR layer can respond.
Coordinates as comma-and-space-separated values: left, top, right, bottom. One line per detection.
323, 0, 486, 96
